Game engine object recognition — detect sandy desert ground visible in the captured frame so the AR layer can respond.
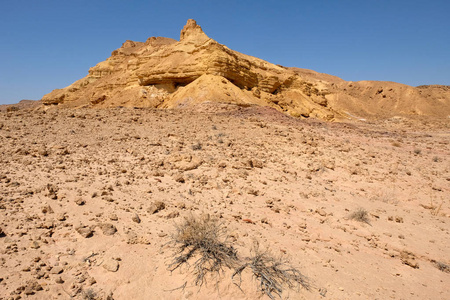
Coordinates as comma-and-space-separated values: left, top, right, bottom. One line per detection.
0, 103, 449, 299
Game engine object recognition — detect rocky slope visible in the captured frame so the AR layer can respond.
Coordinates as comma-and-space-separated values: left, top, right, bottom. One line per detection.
41, 20, 450, 121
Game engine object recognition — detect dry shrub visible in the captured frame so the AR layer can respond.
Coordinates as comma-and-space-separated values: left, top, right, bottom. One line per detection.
435, 261, 450, 273
232, 245, 310, 299
349, 208, 370, 224
168, 214, 238, 286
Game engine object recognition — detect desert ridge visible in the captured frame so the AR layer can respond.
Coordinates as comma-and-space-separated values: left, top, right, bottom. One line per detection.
41, 19, 450, 121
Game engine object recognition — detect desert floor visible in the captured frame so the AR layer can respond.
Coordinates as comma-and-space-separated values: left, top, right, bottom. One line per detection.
0, 104, 449, 299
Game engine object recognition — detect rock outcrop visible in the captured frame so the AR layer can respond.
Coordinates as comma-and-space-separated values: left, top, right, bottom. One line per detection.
42, 19, 450, 120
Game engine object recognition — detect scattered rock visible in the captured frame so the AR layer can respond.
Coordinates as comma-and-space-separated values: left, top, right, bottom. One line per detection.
55, 276, 64, 284
75, 198, 86, 206
41, 205, 54, 214
56, 213, 66, 221
50, 266, 64, 274
148, 201, 165, 214
173, 173, 185, 183
315, 208, 327, 217
98, 223, 117, 235
165, 211, 180, 219
76, 225, 94, 238
132, 213, 141, 223
29, 241, 40, 249
23, 280, 43, 295
103, 259, 119, 272
400, 250, 419, 269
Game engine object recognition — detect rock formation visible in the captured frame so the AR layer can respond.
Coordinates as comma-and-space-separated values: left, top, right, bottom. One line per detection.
42, 19, 450, 120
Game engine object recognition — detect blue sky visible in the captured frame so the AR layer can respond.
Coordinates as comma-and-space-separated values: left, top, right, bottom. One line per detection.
0, 0, 449, 104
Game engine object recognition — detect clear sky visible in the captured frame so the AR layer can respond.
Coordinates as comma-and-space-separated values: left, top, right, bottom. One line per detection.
1, 0, 449, 104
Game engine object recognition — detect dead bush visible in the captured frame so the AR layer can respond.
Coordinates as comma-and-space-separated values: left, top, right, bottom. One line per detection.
435, 261, 450, 273
349, 207, 370, 224
168, 214, 238, 286
232, 245, 310, 299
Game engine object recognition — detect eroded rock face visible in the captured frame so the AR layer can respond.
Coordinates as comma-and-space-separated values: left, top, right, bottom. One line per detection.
41, 19, 450, 120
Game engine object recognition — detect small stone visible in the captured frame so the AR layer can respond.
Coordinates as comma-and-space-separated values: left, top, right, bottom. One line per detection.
55, 276, 64, 284
56, 213, 66, 221
395, 216, 404, 223
218, 161, 227, 168
173, 173, 185, 183
41, 205, 54, 214
23, 286, 35, 295
132, 213, 141, 223
75, 198, 86, 206
50, 266, 64, 274
315, 208, 327, 217
98, 223, 117, 236
38, 148, 49, 156
165, 211, 179, 219
88, 277, 97, 285
29, 241, 40, 249
103, 259, 119, 272
23, 280, 42, 294
148, 201, 165, 214
75, 225, 94, 238
109, 214, 118, 221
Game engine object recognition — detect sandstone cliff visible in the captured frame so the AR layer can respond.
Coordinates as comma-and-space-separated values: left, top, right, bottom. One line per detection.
42, 19, 450, 120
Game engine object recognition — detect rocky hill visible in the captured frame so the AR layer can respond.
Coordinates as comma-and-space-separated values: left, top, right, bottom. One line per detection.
42, 19, 450, 121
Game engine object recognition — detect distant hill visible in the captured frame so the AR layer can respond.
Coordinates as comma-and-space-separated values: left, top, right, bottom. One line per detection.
0, 100, 41, 112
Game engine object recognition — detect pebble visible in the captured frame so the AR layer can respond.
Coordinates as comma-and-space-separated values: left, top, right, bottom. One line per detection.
132, 213, 141, 223
98, 223, 117, 235
75, 225, 94, 238
103, 259, 119, 272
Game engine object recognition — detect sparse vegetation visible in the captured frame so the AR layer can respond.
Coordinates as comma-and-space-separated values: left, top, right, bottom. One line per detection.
434, 261, 450, 273
349, 208, 370, 224
167, 214, 311, 298
168, 214, 238, 286
232, 245, 310, 299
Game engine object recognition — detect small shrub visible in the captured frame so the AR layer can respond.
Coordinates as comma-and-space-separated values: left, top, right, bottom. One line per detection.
349, 208, 370, 224
413, 148, 422, 155
233, 246, 310, 299
435, 261, 450, 273
168, 214, 238, 286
